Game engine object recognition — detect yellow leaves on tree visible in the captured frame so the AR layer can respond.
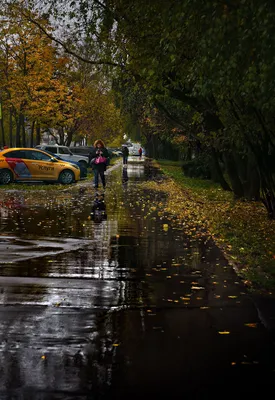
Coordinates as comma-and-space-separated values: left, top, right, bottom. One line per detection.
78, 85, 124, 145
0, 4, 124, 145
0, 7, 80, 140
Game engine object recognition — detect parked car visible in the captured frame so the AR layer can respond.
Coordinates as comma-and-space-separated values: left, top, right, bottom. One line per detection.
69, 146, 94, 159
0, 148, 80, 184
42, 150, 87, 179
36, 145, 89, 168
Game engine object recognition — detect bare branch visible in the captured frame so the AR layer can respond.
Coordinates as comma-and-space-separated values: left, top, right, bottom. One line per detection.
20, 8, 121, 67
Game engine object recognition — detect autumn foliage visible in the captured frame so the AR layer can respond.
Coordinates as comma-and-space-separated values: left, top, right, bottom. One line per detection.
0, 4, 123, 147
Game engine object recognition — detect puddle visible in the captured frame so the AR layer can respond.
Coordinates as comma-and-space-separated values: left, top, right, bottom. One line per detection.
0, 159, 274, 398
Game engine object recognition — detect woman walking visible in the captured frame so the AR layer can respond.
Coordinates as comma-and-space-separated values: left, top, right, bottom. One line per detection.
90, 139, 109, 189
122, 145, 129, 166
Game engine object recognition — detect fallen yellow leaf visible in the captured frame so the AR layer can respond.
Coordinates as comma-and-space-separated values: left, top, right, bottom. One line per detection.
244, 323, 258, 328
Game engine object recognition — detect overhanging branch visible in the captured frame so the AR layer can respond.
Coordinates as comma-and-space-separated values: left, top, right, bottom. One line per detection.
20, 8, 121, 67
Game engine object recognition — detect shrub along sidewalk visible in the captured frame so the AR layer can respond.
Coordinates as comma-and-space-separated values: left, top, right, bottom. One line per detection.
154, 160, 275, 296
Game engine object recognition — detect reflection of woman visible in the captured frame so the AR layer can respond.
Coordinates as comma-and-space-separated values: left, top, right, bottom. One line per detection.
90, 139, 109, 189
122, 166, 128, 186
91, 192, 107, 223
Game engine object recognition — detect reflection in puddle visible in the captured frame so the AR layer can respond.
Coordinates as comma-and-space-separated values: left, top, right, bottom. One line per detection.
126, 164, 145, 180
0, 162, 274, 397
0, 235, 92, 264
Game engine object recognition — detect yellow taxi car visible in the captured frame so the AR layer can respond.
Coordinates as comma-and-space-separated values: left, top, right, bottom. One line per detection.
0, 148, 81, 185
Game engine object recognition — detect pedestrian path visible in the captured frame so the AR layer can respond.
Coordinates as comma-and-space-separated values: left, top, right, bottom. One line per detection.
0, 159, 274, 398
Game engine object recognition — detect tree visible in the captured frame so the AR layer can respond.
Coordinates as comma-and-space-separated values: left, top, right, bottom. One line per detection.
0, 4, 82, 146
9, 0, 275, 217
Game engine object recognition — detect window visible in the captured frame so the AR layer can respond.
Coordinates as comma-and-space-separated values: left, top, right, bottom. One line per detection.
59, 147, 71, 155
45, 147, 57, 154
25, 150, 52, 161
4, 150, 26, 158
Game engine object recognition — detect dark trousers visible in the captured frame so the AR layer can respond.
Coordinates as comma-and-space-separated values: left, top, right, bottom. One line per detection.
94, 169, 105, 188
123, 156, 128, 165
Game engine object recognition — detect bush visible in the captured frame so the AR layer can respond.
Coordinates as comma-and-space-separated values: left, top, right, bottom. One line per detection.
181, 154, 211, 179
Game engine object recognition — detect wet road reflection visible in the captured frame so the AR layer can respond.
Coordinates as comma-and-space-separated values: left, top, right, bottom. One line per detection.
0, 159, 274, 398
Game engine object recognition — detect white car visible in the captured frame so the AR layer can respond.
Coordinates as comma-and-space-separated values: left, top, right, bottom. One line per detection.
128, 144, 143, 156
36, 145, 89, 167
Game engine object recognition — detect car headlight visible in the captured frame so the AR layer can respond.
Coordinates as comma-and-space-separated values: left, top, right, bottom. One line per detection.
72, 164, 80, 170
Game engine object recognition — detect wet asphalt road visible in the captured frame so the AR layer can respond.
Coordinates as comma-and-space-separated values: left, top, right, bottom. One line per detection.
0, 157, 274, 399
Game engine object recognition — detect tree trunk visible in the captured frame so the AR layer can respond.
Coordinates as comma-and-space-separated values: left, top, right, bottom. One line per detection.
223, 152, 244, 198
243, 152, 260, 200
15, 117, 21, 147
9, 109, 13, 147
261, 184, 275, 219
256, 152, 275, 218
247, 167, 261, 201
30, 121, 35, 148
21, 115, 26, 147
65, 128, 73, 146
58, 127, 65, 145
0, 116, 5, 148
211, 148, 231, 191
36, 123, 41, 145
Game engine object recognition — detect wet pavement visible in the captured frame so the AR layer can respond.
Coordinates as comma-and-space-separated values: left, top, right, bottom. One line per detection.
0, 157, 274, 399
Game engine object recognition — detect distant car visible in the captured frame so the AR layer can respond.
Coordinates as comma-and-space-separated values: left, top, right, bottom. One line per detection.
36, 145, 89, 168
107, 148, 123, 157
41, 150, 87, 179
113, 150, 123, 156
0, 148, 80, 184
128, 144, 145, 156
128, 146, 140, 156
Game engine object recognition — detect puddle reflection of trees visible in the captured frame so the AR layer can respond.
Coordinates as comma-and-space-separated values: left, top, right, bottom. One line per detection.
0, 161, 204, 395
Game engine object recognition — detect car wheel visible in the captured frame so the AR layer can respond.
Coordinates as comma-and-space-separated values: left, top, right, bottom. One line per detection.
78, 160, 88, 168
0, 169, 13, 184
58, 170, 75, 184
